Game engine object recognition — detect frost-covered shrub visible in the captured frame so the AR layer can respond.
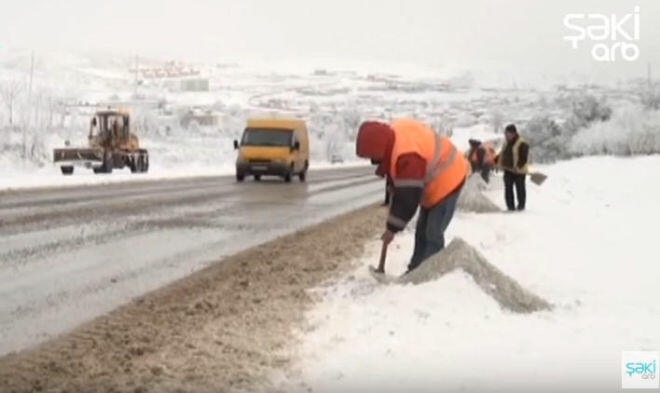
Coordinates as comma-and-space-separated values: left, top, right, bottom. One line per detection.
522, 116, 566, 163
522, 94, 612, 163
640, 87, 660, 111
570, 105, 660, 156
564, 94, 612, 133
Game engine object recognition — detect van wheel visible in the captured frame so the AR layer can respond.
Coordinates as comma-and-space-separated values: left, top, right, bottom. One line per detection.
254, 174, 261, 181
236, 173, 245, 182
61, 166, 74, 175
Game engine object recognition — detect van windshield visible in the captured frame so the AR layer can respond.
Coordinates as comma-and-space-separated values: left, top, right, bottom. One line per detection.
241, 128, 293, 147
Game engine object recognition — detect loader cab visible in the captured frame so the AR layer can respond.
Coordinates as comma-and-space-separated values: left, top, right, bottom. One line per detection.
234, 118, 310, 183
89, 111, 130, 147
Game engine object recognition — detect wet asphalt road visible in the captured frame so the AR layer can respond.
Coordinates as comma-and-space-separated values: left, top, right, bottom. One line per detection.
0, 166, 383, 355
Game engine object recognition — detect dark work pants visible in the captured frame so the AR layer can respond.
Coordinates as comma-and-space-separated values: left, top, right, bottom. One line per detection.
471, 164, 491, 183
504, 171, 526, 210
408, 189, 461, 272
384, 177, 393, 205
479, 167, 491, 183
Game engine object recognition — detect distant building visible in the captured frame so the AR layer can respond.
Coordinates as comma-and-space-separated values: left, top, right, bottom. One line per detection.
180, 78, 210, 92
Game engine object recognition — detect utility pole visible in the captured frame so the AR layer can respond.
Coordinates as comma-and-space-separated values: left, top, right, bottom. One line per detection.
24, 50, 34, 161
134, 55, 139, 98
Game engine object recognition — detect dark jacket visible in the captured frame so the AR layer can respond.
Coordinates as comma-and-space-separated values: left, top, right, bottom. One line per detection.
497, 136, 529, 171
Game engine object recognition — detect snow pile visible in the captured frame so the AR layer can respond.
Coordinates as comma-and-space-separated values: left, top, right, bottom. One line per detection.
280, 155, 660, 392
457, 174, 501, 213
400, 237, 551, 313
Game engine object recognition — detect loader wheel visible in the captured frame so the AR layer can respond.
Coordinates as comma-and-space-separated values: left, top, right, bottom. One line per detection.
132, 156, 146, 173
102, 153, 113, 174
60, 166, 74, 175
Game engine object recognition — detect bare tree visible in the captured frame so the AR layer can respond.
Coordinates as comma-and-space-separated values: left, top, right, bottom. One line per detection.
0, 79, 24, 126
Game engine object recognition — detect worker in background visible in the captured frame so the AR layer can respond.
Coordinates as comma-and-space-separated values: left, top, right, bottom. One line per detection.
466, 139, 496, 183
495, 124, 530, 211
356, 119, 469, 272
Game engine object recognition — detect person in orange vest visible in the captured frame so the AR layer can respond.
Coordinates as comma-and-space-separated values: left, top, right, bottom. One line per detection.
356, 119, 469, 272
467, 139, 496, 183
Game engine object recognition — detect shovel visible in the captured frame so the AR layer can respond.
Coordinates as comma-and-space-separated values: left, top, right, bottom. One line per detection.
497, 165, 547, 186
374, 240, 388, 274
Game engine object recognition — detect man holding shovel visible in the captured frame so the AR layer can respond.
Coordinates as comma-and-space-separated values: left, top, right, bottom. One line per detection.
495, 124, 531, 211
356, 119, 469, 274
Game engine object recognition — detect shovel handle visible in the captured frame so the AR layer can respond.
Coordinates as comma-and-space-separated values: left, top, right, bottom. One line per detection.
376, 240, 388, 273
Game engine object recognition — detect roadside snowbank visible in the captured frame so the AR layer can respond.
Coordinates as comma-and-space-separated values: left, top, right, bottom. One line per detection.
280, 155, 660, 392
457, 174, 501, 213
0, 157, 367, 191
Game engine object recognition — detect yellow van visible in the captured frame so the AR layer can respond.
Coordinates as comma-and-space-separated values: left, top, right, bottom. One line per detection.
233, 118, 310, 182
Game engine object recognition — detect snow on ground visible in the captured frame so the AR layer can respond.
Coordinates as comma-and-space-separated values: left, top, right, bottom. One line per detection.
0, 159, 368, 191
278, 155, 660, 392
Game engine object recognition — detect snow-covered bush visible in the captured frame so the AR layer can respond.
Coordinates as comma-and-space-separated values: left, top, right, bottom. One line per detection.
522, 116, 566, 163
570, 105, 660, 156
640, 87, 660, 111
563, 94, 612, 133
522, 94, 612, 163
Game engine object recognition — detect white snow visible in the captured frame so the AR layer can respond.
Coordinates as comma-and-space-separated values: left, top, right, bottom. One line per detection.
0, 160, 369, 191
280, 155, 660, 392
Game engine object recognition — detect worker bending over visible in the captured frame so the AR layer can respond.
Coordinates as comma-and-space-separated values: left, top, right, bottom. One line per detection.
467, 139, 496, 183
356, 119, 469, 273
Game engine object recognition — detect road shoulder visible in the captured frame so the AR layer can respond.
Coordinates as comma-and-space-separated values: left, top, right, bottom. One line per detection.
0, 204, 385, 393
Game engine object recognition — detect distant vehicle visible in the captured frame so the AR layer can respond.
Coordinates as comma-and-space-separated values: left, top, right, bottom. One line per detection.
233, 118, 309, 182
53, 109, 149, 175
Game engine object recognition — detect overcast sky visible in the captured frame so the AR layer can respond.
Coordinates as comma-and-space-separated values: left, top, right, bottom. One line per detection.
2, 0, 659, 81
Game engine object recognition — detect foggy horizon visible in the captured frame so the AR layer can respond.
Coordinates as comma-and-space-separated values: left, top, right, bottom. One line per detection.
2, 0, 659, 83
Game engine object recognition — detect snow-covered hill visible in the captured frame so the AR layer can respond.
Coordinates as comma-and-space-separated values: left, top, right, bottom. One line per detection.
1, 49, 658, 190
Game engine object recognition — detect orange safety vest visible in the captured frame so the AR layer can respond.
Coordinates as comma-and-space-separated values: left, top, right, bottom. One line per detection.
470, 143, 496, 166
389, 119, 469, 208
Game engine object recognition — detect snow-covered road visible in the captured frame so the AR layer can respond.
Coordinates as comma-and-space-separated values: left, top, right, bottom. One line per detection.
0, 166, 383, 355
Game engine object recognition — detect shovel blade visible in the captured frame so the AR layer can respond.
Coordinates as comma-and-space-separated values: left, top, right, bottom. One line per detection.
530, 172, 547, 186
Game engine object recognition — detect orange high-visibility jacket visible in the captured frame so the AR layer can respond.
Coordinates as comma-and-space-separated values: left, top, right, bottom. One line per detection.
470, 142, 496, 166
389, 119, 469, 208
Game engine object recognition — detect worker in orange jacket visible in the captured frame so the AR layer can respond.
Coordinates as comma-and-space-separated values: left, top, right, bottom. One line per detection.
467, 139, 496, 183
356, 119, 469, 272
